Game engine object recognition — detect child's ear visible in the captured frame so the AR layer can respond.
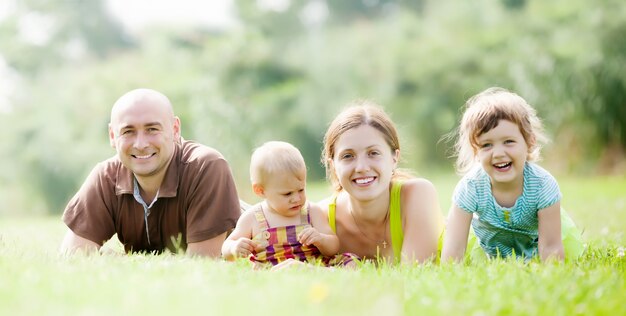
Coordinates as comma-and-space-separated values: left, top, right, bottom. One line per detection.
252, 183, 265, 197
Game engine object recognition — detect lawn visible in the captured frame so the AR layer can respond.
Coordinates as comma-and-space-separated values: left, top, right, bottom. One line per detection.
1, 175, 625, 315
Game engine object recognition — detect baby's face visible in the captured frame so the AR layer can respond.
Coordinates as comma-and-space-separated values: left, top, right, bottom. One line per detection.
262, 172, 307, 217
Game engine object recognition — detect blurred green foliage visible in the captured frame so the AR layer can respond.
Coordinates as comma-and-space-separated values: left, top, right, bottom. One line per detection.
0, 0, 624, 215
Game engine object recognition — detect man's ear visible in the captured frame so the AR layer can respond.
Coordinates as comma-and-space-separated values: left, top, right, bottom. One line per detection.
173, 116, 181, 140
108, 123, 116, 149
252, 183, 265, 197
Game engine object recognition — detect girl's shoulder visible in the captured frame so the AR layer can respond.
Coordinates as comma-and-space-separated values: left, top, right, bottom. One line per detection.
523, 163, 559, 186
455, 166, 491, 192
239, 202, 262, 222
524, 162, 555, 177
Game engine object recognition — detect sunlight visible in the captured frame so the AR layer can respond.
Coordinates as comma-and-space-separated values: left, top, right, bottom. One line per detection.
106, 0, 239, 33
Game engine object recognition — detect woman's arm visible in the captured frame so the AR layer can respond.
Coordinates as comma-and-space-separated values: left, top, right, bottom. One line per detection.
400, 179, 442, 264
441, 205, 472, 263
538, 201, 564, 262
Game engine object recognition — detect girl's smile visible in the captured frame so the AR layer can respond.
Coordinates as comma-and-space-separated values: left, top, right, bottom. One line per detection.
477, 119, 529, 189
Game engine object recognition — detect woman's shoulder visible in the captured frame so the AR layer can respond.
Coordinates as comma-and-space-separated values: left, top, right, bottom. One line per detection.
399, 177, 437, 195
399, 178, 438, 212
314, 197, 334, 214
398, 178, 443, 229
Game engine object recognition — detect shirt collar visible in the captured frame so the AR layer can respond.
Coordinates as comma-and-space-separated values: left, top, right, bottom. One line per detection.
115, 141, 181, 198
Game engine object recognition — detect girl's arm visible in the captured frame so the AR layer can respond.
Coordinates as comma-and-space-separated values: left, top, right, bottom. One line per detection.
537, 201, 564, 262
400, 179, 442, 264
441, 205, 472, 263
300, 203, 340, 256
221, 211, 257, 261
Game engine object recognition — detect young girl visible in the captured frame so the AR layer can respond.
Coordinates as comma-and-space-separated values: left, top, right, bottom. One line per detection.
441, 87, 583, 262
222, 141, 350, 267
320, 101, 443, 264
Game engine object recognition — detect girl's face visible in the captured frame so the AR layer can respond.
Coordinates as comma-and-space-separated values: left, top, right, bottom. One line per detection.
259, 171, 307, 218
331, 125, 399, 202
476, 119, 529, 189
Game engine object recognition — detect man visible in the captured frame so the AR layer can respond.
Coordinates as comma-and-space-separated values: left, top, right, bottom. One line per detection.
61, 88, 241, 256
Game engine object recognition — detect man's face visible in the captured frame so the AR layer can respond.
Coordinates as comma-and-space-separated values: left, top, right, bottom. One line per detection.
108, 97, 180, 182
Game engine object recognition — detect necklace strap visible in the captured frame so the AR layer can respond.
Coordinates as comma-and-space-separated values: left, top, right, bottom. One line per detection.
349, 204, 389, 248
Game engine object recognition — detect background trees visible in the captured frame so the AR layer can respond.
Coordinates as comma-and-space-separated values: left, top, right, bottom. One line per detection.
0, 0, 624, 215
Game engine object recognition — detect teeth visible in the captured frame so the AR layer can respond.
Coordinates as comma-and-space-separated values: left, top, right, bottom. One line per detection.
355, 177, 374, 184
134, 154, 153, 159
494, 162, 510, 168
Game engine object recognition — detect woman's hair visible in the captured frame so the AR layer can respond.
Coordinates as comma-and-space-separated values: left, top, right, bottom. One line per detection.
321, 100, 412, 192
250, 141, 306, 186
453, 87, 548, 174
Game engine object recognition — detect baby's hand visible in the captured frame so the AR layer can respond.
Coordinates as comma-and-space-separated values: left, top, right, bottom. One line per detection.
231, 238, 258, 258
298, 225, 321, 247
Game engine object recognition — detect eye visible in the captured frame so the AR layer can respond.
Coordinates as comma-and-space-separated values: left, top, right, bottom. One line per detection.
340, 153, 354, 160
121, 130, 134, 136
369, 150, 381, 156
504, 139, 515, 144
479, 143, 492, 149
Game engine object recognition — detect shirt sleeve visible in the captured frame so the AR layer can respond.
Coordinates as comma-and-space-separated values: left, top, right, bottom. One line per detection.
536, 172, 562, 210
185, 157, 241, 243
452, 175, 477, 214
62, 163, 116, 246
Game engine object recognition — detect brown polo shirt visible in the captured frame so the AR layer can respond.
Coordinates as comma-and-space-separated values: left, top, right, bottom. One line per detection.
62, 140, 241, 253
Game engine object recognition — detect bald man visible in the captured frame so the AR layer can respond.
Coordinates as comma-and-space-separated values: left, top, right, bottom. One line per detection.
61, 89, 241, 256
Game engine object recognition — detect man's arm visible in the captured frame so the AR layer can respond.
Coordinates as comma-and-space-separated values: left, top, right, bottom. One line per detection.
187, 232, 227, 257
60, 229, 101, 254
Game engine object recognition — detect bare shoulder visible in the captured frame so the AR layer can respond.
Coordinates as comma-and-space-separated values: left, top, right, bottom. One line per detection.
316, 197, 333, 214
308, 201, 329, 222
229, 205, 258, 237
401, 178, 437, 198
307, 201, 333, 233
400, 178, 439, 218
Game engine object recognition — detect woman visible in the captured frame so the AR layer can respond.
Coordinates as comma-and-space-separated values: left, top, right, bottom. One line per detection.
319, 101, 442, 264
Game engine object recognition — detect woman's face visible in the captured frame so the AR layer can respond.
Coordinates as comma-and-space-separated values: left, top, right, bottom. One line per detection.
331, 125, 398, 202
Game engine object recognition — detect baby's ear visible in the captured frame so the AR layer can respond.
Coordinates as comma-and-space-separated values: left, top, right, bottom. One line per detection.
252, 183, 265, 197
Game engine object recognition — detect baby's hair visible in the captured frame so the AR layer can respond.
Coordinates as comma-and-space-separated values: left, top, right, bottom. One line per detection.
454, 87, 548, 174
250, 141, 307, 186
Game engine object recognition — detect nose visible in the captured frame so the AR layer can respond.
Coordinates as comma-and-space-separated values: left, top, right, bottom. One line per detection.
492, 144, 505, 158
133, 131, 149, 149
355, 155, 370, 172
289, 194, 301, 205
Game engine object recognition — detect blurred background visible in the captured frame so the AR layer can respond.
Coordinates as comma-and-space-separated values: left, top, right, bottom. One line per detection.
0, 0, 624, 217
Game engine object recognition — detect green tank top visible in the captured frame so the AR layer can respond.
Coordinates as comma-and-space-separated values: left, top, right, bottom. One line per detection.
328, 181, 404, 262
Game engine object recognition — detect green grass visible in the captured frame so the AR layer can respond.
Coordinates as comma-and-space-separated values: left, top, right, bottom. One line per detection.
1, 175, 625, 315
